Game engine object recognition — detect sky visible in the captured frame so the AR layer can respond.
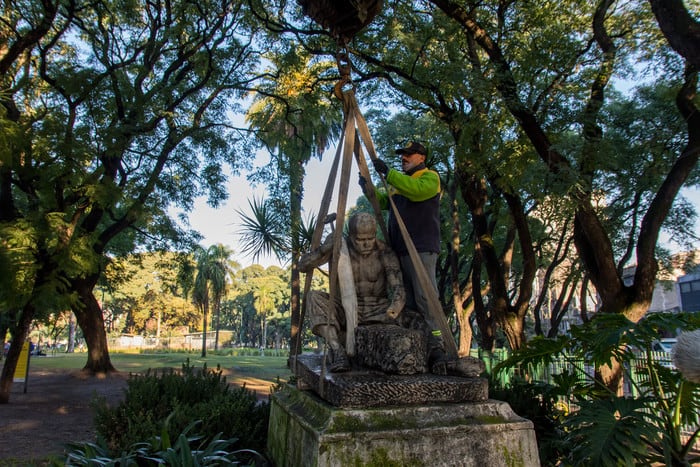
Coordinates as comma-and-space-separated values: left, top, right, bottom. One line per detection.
183, 145, 700, 270
182, 148, 364, 269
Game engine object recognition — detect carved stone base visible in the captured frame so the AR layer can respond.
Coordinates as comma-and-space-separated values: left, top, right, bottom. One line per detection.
292, 353, 487, 408
267, 385, 541, 467
354, 324, 428, 374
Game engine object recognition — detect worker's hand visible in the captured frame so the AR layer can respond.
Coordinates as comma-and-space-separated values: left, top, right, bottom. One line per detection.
372, 158, 389, 176
358, 174, 368, 192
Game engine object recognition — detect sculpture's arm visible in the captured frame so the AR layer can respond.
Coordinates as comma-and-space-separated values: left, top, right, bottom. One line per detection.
299, 234, 334, 273
381, 248, 406, 319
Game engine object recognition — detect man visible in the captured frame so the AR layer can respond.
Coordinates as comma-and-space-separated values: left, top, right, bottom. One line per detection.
363, 141, 447, 372
299, 212, 406, 372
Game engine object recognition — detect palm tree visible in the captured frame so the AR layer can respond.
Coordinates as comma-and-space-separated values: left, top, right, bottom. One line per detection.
208, 245, 239, 351
243, 46, 341, 358
192, 244, 239, 357
250, 270, 288, 350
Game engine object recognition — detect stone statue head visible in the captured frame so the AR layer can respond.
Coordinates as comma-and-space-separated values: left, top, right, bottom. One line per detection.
348, 212, 377, 256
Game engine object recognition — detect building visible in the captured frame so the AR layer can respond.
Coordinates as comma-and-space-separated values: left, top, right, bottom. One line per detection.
678, 271, 700, 312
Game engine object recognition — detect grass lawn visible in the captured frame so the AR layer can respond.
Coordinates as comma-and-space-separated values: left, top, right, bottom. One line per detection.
28, 351, 292, 395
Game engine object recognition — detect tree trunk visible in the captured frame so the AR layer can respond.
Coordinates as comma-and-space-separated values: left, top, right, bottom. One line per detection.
289, 259, 301, 356
0, 305, 34, 403
596, 359, 625, 397
214, 301, 220, 351
457, 303, 474, 356
67, 315, 76, 353
261, 316, 268, 349
289, 158, 304, 359
502, 312, 525, 350
73, 283, 116, 373
0, 319, 9, 359
201, 302, 208, 358
648, 0, 700, 68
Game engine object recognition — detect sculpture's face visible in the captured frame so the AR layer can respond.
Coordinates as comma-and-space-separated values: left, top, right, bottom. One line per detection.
349, 213, 377, 256
351, 229, 376, 256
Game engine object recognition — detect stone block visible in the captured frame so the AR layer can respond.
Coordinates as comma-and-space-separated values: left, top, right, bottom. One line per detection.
292, 353, 488, 408
354, 324, 428, 375
267, 385, 541, 467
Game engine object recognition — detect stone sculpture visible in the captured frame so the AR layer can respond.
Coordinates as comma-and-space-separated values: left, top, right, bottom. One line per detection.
299, 212, 484, 379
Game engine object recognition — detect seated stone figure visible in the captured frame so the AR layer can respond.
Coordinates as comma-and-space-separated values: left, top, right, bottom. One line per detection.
299, 212, 406, 372
300, 211, 484, 378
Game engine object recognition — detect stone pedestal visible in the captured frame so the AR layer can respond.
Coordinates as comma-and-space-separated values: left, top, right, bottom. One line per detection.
267, 384, 541, 467
293, 353, 487, 408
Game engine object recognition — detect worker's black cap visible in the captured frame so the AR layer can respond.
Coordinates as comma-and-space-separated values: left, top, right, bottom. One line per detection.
395, 141, 427, 156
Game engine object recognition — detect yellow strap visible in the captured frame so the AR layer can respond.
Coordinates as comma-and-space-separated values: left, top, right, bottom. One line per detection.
353, 132, 388, 241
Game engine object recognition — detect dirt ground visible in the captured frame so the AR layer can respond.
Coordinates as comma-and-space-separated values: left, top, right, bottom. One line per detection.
0, 367, 274, 465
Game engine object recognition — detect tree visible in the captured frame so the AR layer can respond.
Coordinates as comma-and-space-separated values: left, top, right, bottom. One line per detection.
101, 252, 200, 335
208, 245, 239, 351
249, 267, 289, 349
420, 0, 698, 390
0, 0, 260, 401
242, 43, 341, 358
190, 245, 238, 357
288, 1, 699, 386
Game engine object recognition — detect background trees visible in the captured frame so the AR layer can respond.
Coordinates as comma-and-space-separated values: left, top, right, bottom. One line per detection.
282, 0, 699, 388
0, 0, 263, 400
1, 0, 698, 402
190, 244, 239, 356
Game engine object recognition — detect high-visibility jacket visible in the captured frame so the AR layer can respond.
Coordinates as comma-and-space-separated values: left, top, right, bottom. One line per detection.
376, 166, 441, 255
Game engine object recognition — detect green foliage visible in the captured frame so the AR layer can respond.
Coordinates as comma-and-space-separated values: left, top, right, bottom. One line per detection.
103, 251, 200, 334
236, 197, 289, 261
0, 220, 39, 310
1, 0, 259, 374
565, 396, 661, 467
489, 377, 568, 463
64, 418, 266, 466
91, 361, 270, 455
494, 313, 700, 466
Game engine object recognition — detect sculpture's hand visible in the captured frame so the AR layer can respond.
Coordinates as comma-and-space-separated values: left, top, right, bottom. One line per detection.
320, 233, 334, 254
386, 303, 401, 320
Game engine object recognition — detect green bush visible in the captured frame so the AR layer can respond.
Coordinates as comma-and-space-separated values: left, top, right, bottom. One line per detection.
489, 376, 569, 464
494, 312, 700, 466
91, 360, 270, 455
64, 419, 267, 466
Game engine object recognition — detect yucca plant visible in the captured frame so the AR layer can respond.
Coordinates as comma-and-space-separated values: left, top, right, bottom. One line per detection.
494, 312, 700, 466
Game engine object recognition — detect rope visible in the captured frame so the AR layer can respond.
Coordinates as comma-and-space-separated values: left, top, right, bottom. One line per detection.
294, 129, 345, 375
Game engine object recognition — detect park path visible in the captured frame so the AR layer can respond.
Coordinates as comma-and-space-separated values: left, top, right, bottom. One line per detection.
0, 368, 129, 463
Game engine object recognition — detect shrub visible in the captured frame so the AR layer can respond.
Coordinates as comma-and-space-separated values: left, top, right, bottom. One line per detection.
64, 418, 268, 466
494, 312, 700, 466
91, 360, 270, 455
489, 376, 569, 464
